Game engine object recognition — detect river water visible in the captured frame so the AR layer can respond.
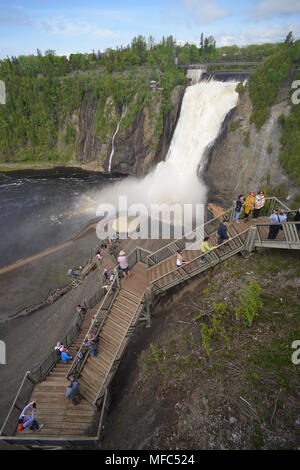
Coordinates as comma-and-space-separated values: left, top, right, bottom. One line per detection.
0, 169, 121, 266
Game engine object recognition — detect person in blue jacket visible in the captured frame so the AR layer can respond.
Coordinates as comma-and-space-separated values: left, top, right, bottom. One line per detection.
217, 218, 231, 245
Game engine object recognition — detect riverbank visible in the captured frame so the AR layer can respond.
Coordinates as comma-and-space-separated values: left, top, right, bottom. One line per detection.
0, 160, 105, 174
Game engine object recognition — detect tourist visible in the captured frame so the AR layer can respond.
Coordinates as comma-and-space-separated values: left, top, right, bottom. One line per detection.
267, 209, 287, 240
234, 195, 244, 223
96, 250, 102, 263
103, 268, 109, 281
103, 272, 115, 294
200, 236, 214, 263
294, 208, 300, 235
84, 333, 99, 358
75, 347, 84, 365
176, 250, 187, 268
253, 190, 265, 219
66, 380, 82, 406
60, 348, 71, 364
217, 218, 231, 245
18, 401, 43, 432
76, 304, 87, 318
243, 192, 255, 221
117, 250, 131, 279
54, 342, 63, 358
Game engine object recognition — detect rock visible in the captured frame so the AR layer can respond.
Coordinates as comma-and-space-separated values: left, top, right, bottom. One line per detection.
204, 87, 298, 206
74, 85, 185, 176
229, 417, 237, 424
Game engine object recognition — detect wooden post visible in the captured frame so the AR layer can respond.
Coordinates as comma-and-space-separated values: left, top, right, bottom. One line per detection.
244, 226, 257, 252
145, 288, 152, 328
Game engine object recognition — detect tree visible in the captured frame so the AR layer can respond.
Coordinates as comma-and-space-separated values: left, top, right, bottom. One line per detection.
200, 33, 204, 52
147, 35, 155, 50
285, 31, 294, 46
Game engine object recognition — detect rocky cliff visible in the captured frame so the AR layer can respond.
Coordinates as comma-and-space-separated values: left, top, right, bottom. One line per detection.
204, 83, 297, 206
73, 86, 185, 176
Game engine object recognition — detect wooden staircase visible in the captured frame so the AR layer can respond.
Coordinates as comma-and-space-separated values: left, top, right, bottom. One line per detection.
78, 262, 148, 406
4, 197, 299, 447
22, 307, 99, 438
147, 217, 269, 289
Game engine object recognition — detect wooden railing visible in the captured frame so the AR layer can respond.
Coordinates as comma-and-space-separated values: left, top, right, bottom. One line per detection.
66, 267, 121, 381
149, 219, 300, 294
67, 246, 151, 383
94, 290, 146, 408
0, 287, 104, 438
146, 197, 293, 268
0, 372, 35, 437
150, 228, 248, 294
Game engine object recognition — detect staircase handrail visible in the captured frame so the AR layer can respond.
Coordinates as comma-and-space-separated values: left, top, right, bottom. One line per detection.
93, 291, 146, 407
66, 266, 120, 380
150, 227, 249, 286
146, 196, 292, 267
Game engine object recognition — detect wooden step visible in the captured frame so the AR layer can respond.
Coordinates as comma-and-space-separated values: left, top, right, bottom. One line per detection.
120, 288, 142, 303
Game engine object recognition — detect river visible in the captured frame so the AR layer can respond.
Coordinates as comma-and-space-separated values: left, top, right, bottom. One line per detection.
0, 168, 122, 267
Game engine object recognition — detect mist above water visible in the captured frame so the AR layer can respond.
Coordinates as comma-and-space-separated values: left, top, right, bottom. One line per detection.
81, 80, 239, 222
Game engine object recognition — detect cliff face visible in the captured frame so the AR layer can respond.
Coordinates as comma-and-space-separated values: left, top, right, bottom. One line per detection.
73, 86, 185, 176
204, 87, 297, 206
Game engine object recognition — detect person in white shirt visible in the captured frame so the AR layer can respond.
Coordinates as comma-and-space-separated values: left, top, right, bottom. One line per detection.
117, 251, 131, 278
253, 190, 266, 219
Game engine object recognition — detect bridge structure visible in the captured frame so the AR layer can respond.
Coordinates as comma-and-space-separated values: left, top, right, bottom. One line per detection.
1, 196, 299, 449
182, 61, 261, 72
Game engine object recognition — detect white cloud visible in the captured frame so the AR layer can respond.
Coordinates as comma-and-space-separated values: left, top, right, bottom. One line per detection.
250, 0, 300, 20
183, 0, 231, 24
42, 19, 120, 39
215, 23, 300, 46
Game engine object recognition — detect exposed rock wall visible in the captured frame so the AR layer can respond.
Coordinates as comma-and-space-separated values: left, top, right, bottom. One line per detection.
73, 86, 185, 176
204, 87, 297, 206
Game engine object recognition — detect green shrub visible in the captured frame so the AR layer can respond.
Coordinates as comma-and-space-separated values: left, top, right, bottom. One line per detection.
230, 120, 240, 132
234, 282, 263, 326
249, 47, 292, 129
236, 82, 246, 96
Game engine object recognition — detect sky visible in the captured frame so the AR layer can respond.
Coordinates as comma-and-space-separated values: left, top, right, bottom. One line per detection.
0, 0, 300, 58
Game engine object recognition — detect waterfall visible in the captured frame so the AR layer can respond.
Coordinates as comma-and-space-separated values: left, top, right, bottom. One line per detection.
83, 80, 239, 230
108, 106, 127, 173
186, 68, 204, 84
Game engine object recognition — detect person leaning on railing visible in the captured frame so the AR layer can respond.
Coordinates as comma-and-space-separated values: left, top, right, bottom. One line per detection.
267, 208, 287, 240
84, 333, 99, 358
18, 401, 43, 432
294, 208, 300, 235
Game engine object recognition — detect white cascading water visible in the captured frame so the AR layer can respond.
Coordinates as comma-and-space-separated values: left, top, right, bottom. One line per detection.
98, 80, 238, 203
80, 80, 239, 226
108, 105, 127, 173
